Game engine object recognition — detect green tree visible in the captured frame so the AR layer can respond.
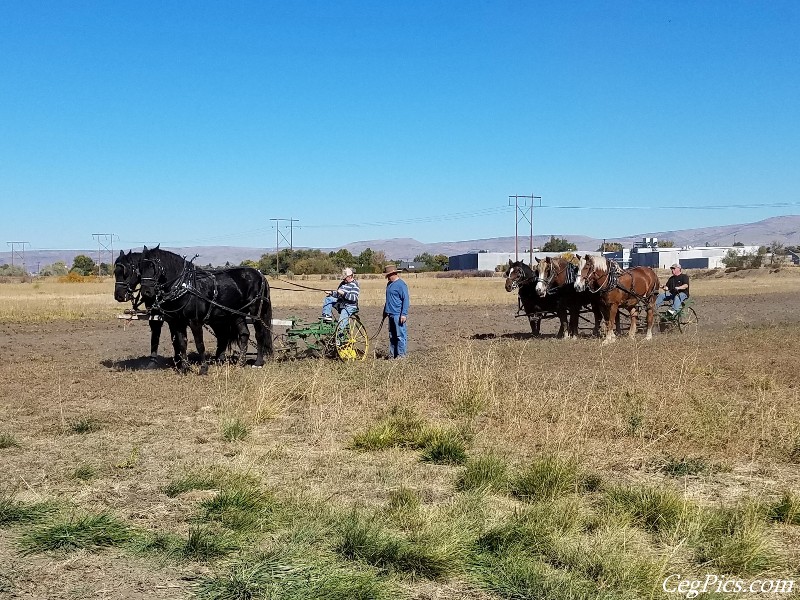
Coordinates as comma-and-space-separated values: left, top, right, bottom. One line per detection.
356, 248, 375, 273
658, 239, 675, 248
71, 255, 96, 276
414, 252, 449, 271
239, 259, 259, 269
732, 241, 745, 247
597, 242, 623, 252
0, 263, 25, 276
40, 261, 68, 276
328, 249, 356, 269
541, 236, 577, 252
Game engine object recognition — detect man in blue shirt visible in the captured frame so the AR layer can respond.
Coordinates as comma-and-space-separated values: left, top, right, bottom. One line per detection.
382, 264, 409, 358
322, 267, 360, 335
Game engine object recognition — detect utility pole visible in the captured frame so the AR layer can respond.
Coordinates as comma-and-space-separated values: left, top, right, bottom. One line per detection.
508, 195, 542, 263
92, 233, 116, 275
6, 241, 29, 274
269, 218, 299, 274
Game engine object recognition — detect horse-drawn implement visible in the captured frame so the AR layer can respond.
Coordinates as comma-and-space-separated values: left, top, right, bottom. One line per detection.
115, 247, 371, 371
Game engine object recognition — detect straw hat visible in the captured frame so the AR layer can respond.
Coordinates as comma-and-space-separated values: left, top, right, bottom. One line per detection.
342, 267, 354, 277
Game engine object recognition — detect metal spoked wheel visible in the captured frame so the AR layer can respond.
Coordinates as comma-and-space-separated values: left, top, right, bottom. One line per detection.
678, 307, 699, 334
336, 317, 369, 361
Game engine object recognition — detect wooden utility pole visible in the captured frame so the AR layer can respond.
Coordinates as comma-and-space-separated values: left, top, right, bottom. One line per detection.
508, 195, 542, 263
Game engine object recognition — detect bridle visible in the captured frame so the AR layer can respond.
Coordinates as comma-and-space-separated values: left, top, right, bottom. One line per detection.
114, 261, 141, 303
505, 264, 536, 291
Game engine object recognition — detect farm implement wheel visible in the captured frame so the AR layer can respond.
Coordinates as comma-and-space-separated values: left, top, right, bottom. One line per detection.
678, 307, 698, 335
336, 317, 369, 361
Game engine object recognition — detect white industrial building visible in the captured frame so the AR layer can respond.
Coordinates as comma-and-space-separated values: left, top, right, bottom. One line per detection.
448, 239, 763, 272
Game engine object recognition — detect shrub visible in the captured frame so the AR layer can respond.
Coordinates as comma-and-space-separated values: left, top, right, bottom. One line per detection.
510, 456, 580, 502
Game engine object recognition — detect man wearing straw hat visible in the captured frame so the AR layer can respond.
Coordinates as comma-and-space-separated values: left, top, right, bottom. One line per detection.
382, 264, 409, 358
321, 267, 360, 336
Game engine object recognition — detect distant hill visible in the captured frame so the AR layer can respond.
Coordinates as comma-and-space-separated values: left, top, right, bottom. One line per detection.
3, 215, 798, 272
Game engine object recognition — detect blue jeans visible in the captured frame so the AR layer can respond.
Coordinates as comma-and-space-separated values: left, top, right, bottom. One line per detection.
388, 314, 407, 358
322, 297, 357, 335
656, 291, 687, 311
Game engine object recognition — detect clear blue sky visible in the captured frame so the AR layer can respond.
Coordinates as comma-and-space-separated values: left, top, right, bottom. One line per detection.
1, 1, 798, 250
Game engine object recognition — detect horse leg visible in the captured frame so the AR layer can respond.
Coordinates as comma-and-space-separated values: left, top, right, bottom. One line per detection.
645, 298, 655, 340
603, 304, 618, 344
592, 302, 602, 337
146, 319, 163, 369
235, 319, 250, 367
628, 305, 638, 338
557, 303, 570, 339
170, 323, 190, 374
529, 316, 541, 336
190, 322, 208, 375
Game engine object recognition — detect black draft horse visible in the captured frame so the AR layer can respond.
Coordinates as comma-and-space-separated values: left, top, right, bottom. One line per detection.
138, 246, 273, 374
504, 260, 569, 337
114, 249, 237, 369
531, 256, 602, 338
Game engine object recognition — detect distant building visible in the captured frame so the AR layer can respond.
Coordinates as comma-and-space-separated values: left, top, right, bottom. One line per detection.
397, 261, 427, 271
448, 251, 594, 272
628, 238, 760, 269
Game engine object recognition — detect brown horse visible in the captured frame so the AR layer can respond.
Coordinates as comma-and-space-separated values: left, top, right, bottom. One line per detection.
573, 254, 660, 343
533, 256, 602, 338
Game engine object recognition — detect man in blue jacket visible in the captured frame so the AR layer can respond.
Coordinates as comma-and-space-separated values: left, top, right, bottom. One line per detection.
382, 264, 409, 358
322, 267, 360, 335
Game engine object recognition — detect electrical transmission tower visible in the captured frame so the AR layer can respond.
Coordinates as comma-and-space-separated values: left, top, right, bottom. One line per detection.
509, 195, 542, 264
269, 218, 299, 274
91, 233, 117, 275
6, 241, 30, 274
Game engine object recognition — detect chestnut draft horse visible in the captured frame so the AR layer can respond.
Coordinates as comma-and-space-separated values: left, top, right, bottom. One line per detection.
532, 256, 602, 338
573, 255, 660, 343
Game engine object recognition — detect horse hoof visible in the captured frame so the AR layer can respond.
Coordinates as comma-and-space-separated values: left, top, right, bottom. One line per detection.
199, 366, 209, 376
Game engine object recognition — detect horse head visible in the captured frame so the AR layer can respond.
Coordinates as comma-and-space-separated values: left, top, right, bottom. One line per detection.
533, 256, 559, 298
574, 254, 608, 292
139, 245, 164, 302
504, 260, 535, 292
113, 250, 141, 302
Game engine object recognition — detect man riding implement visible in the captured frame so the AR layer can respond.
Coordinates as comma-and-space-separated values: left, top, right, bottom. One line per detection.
656, 263, 689, 315
321, 267, 360, 334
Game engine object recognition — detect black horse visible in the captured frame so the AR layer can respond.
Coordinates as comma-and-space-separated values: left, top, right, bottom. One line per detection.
114, 249, 238, 369
114, 250, 167, 368
504, 260, 565, 336
138, 246, 273, 374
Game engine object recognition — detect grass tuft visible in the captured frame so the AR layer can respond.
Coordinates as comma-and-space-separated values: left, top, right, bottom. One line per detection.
182, 525, 237, 561
335, 510, 459, 579
694, 503, 774, 575
603, 484, 693, 535
19, 512, 131, 554
767, 491, 800, 525
71, 464, 97, 480
0, 496, 57, 527
350, 407, 425, 451
659, 455, 714, 477
456, 452, 508, 492
163, 469, 259, 497
0, 433, 20, 449
68, 417, 101, 434
510, 455, 580, 502
418, 427, 468, 465
199, 487, 275, 530
221, 418, 249, 442
195, 548, 394, 600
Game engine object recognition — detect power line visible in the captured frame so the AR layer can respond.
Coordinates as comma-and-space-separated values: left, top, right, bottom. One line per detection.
269, 218, 299, 273
6, 241, 29, 273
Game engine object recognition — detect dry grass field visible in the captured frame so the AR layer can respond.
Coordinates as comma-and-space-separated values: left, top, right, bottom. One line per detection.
2, 267, 800, 599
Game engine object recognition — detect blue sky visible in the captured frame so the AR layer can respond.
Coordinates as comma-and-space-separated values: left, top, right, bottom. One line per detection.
1, 1, 798, 250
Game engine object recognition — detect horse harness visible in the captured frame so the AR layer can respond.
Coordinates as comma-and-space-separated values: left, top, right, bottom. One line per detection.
585, 260, 656, 303
142, 255, 269, 328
